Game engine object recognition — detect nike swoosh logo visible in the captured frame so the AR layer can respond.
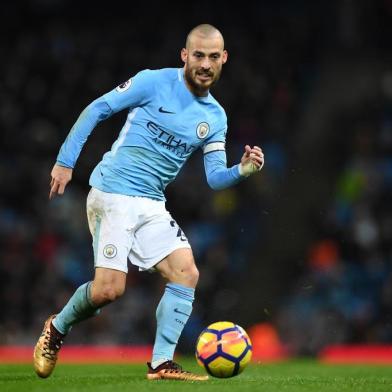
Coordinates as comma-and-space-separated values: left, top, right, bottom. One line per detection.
159, 106, 176, 114
174, 308, 190, 317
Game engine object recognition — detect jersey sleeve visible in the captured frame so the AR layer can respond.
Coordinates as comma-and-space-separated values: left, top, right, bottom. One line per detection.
201, 113, 227, 155
203, 150, 243, 190
56, 96, 112, 168
56, 69, 157, 168
102, 69, 157, 113
202, 119, 244, 190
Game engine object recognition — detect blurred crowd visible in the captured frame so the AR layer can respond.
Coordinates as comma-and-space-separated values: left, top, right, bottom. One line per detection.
1, 0, 392, 356
277, 72, 392, 354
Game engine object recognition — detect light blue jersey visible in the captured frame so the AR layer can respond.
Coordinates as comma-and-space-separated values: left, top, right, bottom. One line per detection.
57, 68, 243, 200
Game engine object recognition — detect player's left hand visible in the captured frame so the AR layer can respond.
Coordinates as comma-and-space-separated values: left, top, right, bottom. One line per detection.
239, 145, 264, 177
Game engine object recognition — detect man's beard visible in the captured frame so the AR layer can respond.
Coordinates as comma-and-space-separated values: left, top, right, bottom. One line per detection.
184, 66, 221, 96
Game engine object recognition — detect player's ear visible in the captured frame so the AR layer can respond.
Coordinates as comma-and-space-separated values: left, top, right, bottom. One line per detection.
181, 48, 188, 63
222, 50, 228, 64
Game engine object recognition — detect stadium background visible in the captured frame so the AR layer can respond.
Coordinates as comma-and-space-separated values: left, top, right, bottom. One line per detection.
1, 0, 392, 360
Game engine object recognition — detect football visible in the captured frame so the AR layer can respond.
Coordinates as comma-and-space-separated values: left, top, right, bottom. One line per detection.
195, 321, 253, 378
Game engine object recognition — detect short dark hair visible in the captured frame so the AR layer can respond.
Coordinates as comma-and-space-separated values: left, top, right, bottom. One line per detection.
185, 24, 224, 48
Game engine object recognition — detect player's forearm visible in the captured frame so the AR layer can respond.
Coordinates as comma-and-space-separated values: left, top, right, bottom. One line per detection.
56, 97, 112, 168
204, 151, 244, 190
206, 164, 243, 190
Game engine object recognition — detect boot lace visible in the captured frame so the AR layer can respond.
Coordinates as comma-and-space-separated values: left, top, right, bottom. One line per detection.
41, 328, 63, 361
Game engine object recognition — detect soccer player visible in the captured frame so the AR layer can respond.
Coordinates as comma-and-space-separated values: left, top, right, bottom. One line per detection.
33, 24, 264, 381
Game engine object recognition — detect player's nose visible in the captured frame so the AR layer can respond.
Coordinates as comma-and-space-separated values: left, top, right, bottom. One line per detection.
201, 57, 211, 69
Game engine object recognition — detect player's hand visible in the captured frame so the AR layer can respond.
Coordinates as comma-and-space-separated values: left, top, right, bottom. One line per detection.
49, 164, 73, 199
239, 145, 264, 177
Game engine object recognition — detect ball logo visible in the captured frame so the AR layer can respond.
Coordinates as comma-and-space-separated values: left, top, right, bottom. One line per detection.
196, 122, 210, 139
103, 244, 117, 258
116, 78, 132, 93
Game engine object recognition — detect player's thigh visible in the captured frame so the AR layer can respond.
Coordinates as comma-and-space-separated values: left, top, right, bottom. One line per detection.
87, 187, 136, 274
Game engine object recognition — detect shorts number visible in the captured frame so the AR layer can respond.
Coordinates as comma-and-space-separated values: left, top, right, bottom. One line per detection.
170, 220, 187, 241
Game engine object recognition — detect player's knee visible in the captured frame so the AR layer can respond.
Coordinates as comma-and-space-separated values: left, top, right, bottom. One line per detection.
91, 284, 124, 305
188, 264, 199, 286
157, 251, 200, 288
172, 262, 199, 288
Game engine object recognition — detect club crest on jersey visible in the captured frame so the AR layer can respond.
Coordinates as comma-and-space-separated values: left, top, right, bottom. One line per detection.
196, 122, 210, 139
103, 244, 117, 258
116, 78, 132, 92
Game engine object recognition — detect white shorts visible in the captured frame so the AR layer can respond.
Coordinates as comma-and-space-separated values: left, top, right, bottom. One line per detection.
86, 187, 191, 273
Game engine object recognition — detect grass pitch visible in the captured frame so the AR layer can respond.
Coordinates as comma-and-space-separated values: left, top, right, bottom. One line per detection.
1, 359, 392, 392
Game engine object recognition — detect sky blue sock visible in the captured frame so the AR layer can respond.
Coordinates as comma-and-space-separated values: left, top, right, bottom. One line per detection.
152, 283, 195, 363
52, 281, 101, 335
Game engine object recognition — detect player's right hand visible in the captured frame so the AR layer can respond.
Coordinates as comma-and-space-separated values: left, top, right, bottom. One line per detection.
49, 164, 73, 199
